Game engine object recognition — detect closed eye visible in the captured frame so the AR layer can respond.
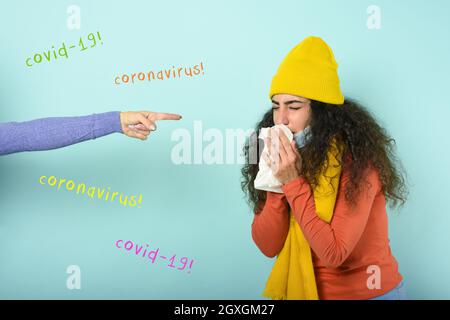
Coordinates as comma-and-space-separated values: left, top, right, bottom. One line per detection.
287, 100, 306, 108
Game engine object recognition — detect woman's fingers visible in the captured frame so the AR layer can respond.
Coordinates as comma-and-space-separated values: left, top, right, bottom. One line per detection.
137, 114, 156, 131
265, 128, 302, 173
151, 112, 182, 121
135, 129, 151, 137
129, 123, 148, 131
123, 123, 150, 140
140, 111, 182, 122
265, 128, 283, 171
148, 120, 156, 131
290, 140, 301, 157
127, 129, 150, 140
120, 111, 182, 141
126, 124, 150, 135
277, 128, 290, 161
127, 111, 182, 131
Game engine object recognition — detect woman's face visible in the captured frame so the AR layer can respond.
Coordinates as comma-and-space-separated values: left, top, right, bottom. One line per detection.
271, 94, 312, 134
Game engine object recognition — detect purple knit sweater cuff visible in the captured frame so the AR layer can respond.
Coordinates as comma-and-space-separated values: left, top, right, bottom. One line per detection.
93, 111, 123, 137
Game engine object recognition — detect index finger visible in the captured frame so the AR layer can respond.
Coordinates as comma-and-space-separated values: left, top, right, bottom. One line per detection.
151, 112, 182, 121
278, 128, 292, 153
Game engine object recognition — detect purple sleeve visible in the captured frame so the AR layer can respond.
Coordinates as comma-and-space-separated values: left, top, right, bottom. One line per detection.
0, 111, 123, 156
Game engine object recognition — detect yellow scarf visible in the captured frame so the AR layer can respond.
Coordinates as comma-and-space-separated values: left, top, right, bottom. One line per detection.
262, 139, 343, 300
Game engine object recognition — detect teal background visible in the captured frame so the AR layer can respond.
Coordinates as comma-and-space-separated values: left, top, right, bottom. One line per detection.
0, 0, 449, 299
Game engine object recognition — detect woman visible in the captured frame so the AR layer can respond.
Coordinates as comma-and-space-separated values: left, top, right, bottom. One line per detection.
241, 36, 409, 300
0, 110, 181, 156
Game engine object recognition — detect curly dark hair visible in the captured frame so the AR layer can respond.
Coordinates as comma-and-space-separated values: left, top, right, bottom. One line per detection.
241, 97, 409, 214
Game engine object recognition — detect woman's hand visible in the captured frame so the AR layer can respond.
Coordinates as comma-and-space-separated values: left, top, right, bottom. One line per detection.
120, 111, 182, 140
262, 128, 303, 185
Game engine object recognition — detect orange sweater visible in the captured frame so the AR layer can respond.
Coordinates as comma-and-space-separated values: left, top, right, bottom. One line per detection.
251, 163, 403, 300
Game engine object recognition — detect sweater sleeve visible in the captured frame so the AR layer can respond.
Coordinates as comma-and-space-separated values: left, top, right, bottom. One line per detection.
281, 166, 380, 268
0, 111, 123, 156
251, 191, 290, 258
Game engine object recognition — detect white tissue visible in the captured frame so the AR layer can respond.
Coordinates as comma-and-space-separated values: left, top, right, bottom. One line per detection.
254, 124, 293, 193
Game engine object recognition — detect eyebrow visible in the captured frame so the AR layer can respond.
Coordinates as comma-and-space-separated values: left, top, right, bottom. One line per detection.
271, 99, 306, 105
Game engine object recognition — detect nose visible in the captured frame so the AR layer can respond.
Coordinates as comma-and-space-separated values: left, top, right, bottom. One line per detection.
279, 107, 289, 126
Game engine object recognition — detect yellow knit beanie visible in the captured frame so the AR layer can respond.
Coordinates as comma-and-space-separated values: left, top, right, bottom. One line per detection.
269, 36, 344, 105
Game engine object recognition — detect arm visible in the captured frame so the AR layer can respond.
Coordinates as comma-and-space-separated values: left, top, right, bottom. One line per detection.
281, 166, 380, 268
0, 110, 182, 156
0, 111, 122, 156
251, 192, 290, 258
